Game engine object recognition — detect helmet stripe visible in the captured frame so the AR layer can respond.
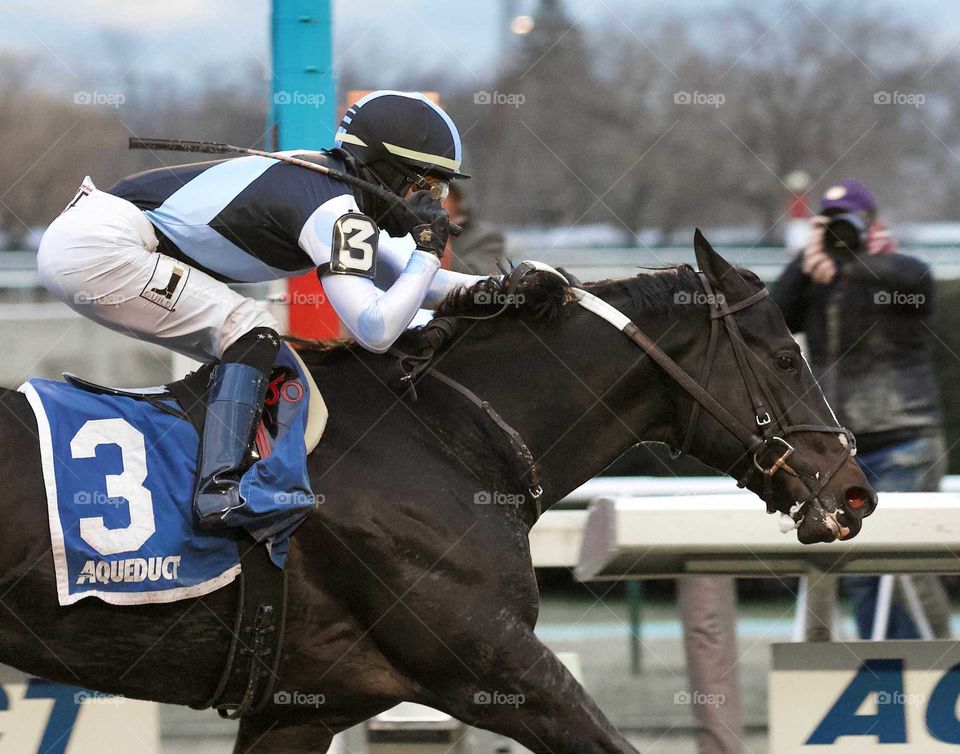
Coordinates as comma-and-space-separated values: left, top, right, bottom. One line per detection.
381, 142, 460, 171
335, 131, 461, 172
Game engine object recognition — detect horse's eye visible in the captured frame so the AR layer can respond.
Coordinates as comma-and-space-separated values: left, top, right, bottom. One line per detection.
777, 355, 795, 371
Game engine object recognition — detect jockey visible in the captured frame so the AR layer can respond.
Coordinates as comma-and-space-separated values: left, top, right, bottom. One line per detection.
37, 90, 489, 530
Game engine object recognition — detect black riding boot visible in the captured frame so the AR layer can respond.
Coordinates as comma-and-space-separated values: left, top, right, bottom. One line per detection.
193, 328, 280, 531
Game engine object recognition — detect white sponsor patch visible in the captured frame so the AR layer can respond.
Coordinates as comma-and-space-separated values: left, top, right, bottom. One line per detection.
140, 255, 189, 310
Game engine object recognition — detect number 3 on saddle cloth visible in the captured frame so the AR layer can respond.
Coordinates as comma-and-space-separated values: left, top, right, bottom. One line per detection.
18, 345, 327, 606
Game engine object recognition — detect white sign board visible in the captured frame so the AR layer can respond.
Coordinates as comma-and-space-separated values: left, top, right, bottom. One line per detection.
0, 666, 158, 754
771, 641, 960, 753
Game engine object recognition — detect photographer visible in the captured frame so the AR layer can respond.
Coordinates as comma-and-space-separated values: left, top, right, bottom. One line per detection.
442, 182, 505, 275
773, 180, 950, 639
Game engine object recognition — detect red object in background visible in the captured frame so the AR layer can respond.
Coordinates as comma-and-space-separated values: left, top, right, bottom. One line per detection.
287, 273, 341, 340
789, 192, 810, 219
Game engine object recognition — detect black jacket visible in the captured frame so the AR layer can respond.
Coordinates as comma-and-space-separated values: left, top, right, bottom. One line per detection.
772, 253, 942, 452
447, 219, 506, 276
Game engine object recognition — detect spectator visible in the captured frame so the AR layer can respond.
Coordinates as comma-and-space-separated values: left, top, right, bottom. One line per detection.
442, 182, 505, 275
773, 179, 950, 639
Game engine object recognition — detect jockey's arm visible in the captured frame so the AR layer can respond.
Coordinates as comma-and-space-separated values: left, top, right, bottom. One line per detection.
321, 250, 441, 353
301, 198, 492, 354
377, 233, 491, 307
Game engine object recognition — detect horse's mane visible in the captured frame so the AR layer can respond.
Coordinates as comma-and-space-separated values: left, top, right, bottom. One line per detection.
432, 264, 702, 320
292, 265, 702, 362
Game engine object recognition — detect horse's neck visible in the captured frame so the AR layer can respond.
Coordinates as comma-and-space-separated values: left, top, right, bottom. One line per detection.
434, 308, 683, 512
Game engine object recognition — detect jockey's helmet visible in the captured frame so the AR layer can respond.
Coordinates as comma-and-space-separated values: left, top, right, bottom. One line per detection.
334, 91, 469, 200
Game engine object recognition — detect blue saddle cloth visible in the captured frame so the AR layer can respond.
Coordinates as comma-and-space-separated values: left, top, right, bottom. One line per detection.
20, 347, 315, 606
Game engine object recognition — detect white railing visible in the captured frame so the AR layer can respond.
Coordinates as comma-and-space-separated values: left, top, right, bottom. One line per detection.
529, 476, 960, 570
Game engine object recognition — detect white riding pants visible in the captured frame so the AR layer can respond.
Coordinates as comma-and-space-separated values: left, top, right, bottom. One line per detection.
37, 188, 278, 363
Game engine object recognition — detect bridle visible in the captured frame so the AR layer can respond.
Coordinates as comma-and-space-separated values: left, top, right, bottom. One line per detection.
567, 263, 856, 523
393, 261, 856, 528
676, 273, 854, 502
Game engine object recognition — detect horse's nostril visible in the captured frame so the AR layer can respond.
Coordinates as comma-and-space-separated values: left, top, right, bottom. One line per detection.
845, 486, 873, 513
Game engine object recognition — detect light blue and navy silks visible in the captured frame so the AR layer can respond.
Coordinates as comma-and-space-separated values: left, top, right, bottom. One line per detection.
19, 345, 315, 606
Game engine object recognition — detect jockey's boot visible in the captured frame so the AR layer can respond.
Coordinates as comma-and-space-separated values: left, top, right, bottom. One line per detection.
193, 327, 280, 530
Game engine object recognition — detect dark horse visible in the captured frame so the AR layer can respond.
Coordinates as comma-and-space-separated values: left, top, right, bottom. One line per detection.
0, 234, 874, 752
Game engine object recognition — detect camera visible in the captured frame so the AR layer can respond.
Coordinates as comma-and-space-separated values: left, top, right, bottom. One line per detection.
823, 212, 869, 257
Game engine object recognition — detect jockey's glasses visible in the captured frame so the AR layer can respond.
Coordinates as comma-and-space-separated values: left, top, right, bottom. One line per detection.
406, 173, 450, 202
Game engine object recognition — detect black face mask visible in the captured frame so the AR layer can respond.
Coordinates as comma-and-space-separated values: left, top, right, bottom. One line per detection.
332, 149, 412, 238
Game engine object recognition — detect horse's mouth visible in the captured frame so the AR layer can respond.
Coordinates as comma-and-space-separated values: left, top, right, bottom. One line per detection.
793, 486, 876, 544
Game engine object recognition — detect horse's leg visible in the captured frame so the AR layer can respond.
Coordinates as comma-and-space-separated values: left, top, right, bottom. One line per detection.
235, 698, 398, 754
429, 632, 638, 754
234, 716, 333, 753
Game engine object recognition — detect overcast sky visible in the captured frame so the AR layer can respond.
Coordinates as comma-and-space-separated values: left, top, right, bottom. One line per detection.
2, 0, 960, 91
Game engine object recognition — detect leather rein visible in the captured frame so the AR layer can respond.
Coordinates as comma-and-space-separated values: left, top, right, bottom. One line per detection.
392, 261, 855, 528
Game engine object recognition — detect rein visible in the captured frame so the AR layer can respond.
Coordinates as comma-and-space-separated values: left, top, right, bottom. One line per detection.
392, 261, 855, 529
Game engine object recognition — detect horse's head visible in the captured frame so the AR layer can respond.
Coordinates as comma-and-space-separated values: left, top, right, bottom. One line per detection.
420, 245, 875, 542
672, 231, 876, 543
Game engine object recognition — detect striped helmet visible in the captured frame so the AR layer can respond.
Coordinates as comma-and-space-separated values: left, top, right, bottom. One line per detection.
334, 91, 469, 194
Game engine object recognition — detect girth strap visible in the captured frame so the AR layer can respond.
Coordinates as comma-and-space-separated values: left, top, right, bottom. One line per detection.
204, 532, 287, 719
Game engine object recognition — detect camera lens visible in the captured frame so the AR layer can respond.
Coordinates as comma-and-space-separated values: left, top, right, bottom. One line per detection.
823, 213, 867, 255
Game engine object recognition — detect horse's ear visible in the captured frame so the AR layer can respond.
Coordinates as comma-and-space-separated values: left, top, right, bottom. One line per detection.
693, 229, 735, 287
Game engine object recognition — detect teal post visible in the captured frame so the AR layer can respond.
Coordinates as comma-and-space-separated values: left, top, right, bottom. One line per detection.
270, 0, 337, 151
270, 0, 340, 340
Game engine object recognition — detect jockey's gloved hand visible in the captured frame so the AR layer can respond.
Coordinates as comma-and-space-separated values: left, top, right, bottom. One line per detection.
407, 190, 449, 259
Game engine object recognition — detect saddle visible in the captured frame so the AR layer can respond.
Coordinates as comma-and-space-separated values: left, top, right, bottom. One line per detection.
61, 345, 327, 718
63, 346, 327, 456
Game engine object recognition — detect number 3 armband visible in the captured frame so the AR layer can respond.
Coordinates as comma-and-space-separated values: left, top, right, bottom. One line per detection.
329, 212, 379, 279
